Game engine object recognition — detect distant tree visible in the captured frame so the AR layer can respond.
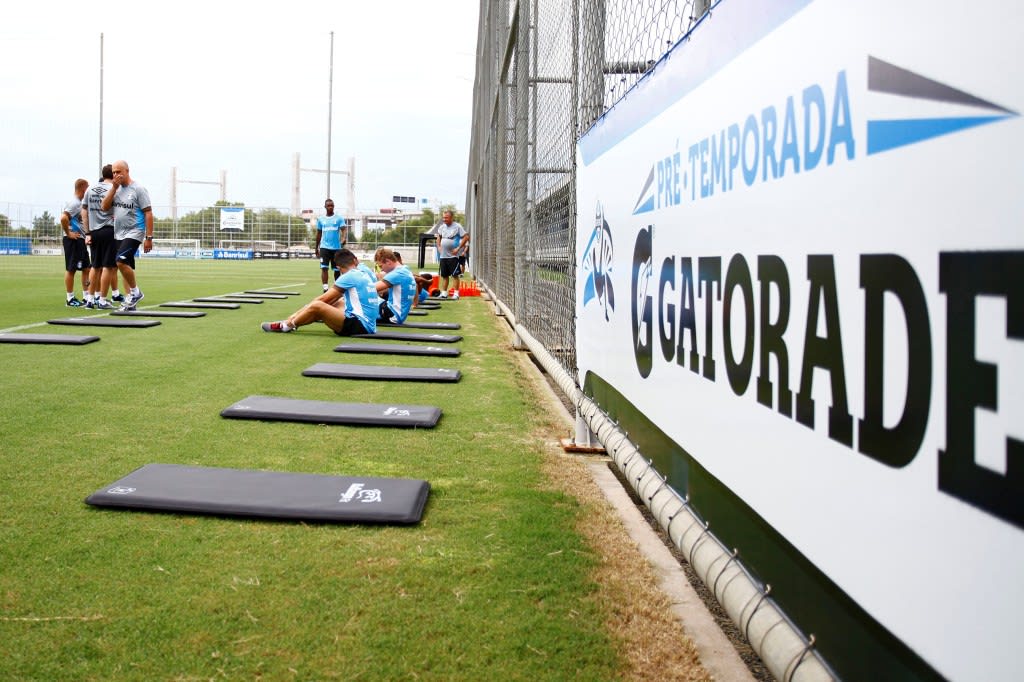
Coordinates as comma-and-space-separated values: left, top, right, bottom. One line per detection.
0, 214, 11, 236
32, 211, 58, 237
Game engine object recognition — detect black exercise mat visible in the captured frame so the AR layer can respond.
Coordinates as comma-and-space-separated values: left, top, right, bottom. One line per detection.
193, 297, 263, 304
334, 343, 460, 357
354, 332, 462, 343
0, 333, 100, 345
379, 320, 461, 330
418, 303, 441, 309
161, 302, 241, 310
229, 293, 290, 299
245, 290, 301, 296
407, 310, 428, 316
112, 310, 206, 318
48, 317, 160, 328
86, 463, 430, 524
303, 362, 461, 383
221, 394, 442, 428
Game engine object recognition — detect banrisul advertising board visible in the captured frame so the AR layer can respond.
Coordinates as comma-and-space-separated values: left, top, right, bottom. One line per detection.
576, 1, 1021, 680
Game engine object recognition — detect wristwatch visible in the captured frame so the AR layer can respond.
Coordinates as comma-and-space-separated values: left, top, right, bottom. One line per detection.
145, 235, 153, 240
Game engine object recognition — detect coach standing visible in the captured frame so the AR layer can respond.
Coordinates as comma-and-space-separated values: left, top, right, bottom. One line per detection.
101, 160, 153, 311
60, 178, 91, 307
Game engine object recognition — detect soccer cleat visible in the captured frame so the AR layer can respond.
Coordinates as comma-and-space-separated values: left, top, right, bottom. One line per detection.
111, 293, 125, 303
84, 300, 95, 309
439, 290, 448, 299
451, 291, 460, 300
261, 321, 292, 333
66, 298, 83, 307
96, 300, 114, 310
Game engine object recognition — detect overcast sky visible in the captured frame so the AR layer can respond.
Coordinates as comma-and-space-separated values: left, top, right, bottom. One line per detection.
0, 1, 480, 222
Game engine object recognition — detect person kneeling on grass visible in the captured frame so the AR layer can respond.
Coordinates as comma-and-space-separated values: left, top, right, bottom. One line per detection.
261, 249, 378, 335
373, 247, 417, 324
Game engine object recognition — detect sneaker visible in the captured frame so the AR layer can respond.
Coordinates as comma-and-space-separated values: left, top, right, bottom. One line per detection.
111, 293, 125, 303
84, 300, 96, 309
323, 284, 329, 292
261, 321, 292, 333
452, 291, 460, 300
66, 297, 83, 307
439, 290, 448, 299
96, 300, 115, 310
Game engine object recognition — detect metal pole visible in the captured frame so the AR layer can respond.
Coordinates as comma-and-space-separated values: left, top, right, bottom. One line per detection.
513, 0, 530, 348
326, 31, 335, 199
99, 33, 104, 174
170, 167, 177, 222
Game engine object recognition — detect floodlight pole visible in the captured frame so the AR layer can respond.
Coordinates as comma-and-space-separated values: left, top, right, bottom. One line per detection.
99, 33, 104, 174
327, 31, 335, 198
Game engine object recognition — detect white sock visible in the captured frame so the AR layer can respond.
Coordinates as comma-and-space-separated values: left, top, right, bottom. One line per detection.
323, 284, 329, 291
130, 287, 140, 296
66, 292, 74, 301
281, 321, 293, 331
112, 289, 121, 297
84, 294, 93, 302
99, 297, 108, 304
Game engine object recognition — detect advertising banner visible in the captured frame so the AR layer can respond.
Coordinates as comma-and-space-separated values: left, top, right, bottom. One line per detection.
219, 207, 244, 231
575, 1, 1022, 680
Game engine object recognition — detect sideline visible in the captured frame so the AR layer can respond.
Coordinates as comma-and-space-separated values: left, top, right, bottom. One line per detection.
503, 313, 755, 682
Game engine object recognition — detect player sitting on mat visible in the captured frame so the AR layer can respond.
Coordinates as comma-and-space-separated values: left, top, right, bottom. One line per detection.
373, 247, 417, 324
261, 249, 378, 335
387, 250, 434, 308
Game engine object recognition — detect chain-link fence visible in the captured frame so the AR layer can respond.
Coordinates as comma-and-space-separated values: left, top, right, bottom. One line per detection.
0, 201, 437, 263
465, 0, 710, 379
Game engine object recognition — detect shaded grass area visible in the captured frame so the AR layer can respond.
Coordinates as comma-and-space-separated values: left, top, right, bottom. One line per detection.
0, 257, 619, 680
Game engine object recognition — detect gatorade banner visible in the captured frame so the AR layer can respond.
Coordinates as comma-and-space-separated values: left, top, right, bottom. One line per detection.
575, 1, 1022, 680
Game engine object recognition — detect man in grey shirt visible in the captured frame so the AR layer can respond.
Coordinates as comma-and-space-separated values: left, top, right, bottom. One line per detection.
101, 160, 153, 311
434, 210, 469, 299
82, 164, 120, 309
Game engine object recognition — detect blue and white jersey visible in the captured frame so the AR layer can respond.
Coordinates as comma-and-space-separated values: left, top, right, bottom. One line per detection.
112, 182, 151, 241
383, 265, 416, 323
333, 268, 378, 333
357, 262, 378, 284
84, 181, 114, 229
317, 214, 346, 250
63, 197, 84, 234
436, 222, 466, 259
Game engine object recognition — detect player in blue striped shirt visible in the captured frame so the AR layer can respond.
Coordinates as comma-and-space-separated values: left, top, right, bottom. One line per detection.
261, 249, 377, 335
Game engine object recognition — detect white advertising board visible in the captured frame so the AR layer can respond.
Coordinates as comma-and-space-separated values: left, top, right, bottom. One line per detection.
219, 206, 244, 231
575, 1, 1022, 680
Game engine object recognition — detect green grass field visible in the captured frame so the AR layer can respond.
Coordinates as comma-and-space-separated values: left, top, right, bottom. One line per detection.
0, 257, 622, 680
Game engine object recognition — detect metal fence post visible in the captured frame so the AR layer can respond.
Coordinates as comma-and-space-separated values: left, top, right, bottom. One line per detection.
512, 0, 531, 349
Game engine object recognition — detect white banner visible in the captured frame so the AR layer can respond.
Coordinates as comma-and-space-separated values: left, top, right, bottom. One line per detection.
219, 206, 244, 231
575, 1, 1022, 680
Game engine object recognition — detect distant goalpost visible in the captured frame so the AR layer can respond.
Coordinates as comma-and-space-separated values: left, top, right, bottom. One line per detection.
147, 238, 202, 259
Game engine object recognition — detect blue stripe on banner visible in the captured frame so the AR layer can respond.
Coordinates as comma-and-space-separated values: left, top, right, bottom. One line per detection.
579, 0, 815, 166
866, 116, 1014, 155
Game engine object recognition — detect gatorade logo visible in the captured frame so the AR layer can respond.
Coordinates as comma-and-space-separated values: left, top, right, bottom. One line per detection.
631, 226, 654, 378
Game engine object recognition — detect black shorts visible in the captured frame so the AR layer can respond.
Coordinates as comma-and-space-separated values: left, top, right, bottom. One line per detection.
63, 235, 91, 272
116, 238, 142, 270
334, 316, 369, 336
378, 301, 396, 323
320, 248, 340, 270
89, 226, 117, 269
439, 257, 462, 279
